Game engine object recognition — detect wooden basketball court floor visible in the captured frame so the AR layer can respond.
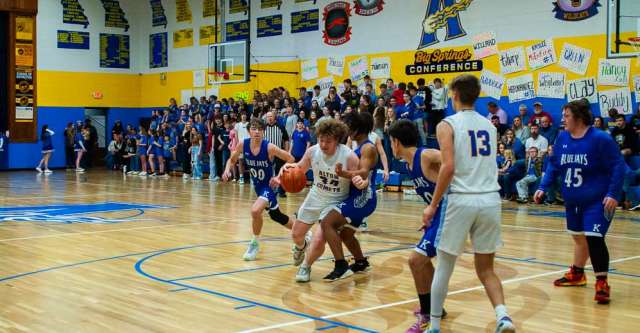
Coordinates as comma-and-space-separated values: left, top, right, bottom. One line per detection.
0, 171, 639, 332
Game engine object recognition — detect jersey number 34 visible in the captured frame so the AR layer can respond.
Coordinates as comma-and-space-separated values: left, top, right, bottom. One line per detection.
468, 130, 491, 157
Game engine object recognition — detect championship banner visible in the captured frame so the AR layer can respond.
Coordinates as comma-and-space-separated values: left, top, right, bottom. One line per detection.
61, 0, 89, 28
101, 0, 130, 32
150, 32, 168, 68
176, 0, 193, 23
226, 20, 249, 41
261, 0, 282, 10
257, 15, 283, 38
100, 33, 130, 69
199, 25, 221, 45
173, 28, 194, 48
57, 30, 90, 49
150, 0, 168, 28
203, 0, 218, 18
229, 0, 248, 14
292, 9, 319, 33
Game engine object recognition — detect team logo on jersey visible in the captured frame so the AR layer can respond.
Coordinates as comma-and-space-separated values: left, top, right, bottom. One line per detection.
553, 0, 600, 21
0, 202, 170, 224
419, 0, 473, 49
323, 1, 352, 46
353, 0, 384, 16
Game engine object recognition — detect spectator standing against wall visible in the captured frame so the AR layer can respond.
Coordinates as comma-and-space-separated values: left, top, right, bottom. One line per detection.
428, 78, 447, 137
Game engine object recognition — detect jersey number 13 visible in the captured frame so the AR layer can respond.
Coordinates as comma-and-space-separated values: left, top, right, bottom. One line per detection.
468, 130, 491, 157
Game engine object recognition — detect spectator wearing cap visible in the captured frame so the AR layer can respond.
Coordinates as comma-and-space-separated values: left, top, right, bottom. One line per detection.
539, 116, 558, 144
611, 114, 638, 157
518, 104, 531, 125
486, 101, 507, 125
528, 102, 553, 126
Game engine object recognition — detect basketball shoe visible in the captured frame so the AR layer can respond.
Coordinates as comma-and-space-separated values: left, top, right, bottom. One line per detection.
554, 265, 587, 287
594, 278, 611, 304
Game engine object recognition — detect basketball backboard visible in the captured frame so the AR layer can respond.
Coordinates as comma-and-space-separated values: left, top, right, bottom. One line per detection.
607, 0, 640, 58
208, 40, 249, 84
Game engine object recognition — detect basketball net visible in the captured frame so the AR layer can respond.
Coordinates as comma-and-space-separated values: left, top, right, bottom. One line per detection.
629, 37, 640, 67
208, 71, 229, 85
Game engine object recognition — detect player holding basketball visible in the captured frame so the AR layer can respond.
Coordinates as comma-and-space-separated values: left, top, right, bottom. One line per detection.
222, 118, 296, 261
425, 75, 515, 333
321, 112, 378, 281
279, 119, 360, 282
534, 99, 626, 304
385, 119, 448, 332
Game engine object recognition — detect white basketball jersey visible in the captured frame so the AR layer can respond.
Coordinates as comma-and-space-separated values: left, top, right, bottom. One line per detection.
309, 144, 352, 201
443, 110, 500, 194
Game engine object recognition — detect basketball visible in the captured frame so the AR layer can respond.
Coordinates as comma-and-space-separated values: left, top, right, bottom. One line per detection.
280, 166, 307, 193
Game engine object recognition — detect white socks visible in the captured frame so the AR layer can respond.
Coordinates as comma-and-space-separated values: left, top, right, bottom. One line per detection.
495, 304, 509, 321
430, 250, 458, 330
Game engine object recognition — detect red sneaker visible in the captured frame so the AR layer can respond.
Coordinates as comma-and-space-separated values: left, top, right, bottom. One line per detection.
554, 266, 587, 287
594, 278, 611, 304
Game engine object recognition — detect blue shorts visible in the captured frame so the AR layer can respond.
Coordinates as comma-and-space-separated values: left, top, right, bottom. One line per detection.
565, 201, 613, 237
255, 186, 278, 210
137, 148, 146, 156
415, 200, 446, 257
334, 190, 377, 228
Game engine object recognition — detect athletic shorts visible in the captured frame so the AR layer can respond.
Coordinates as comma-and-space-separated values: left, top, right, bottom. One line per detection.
436, 192, 503, 256
297, 193, 344, 225
255, 185, 278, 210
415, 196, 447, 257
333, 190, 377, 228
565, 201, 613, 237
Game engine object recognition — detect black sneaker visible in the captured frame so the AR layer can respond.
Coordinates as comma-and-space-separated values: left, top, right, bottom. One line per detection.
323, 266, 354, 282
349, 258, 371, 274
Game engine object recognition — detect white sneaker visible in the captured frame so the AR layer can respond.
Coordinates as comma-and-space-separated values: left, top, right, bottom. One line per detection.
44, 169, 53, 174
295, 265, 311, 283
35, 167, 42, 173
183, 173, 190, 179
495, 317, 516, 333
76, 168, 85, 173
239, 177, 245, 184
243, 240, 260, 261
138, 171, 147, 177
359, 221, 369, 232
123, 166, 127, 174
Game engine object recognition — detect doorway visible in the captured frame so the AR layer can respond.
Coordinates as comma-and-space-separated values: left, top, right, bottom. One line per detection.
84, 108, 108, 167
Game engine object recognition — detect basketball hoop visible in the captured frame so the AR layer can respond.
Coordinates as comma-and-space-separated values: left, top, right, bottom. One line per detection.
628, 37, 640, 65
208, 71, 229, 84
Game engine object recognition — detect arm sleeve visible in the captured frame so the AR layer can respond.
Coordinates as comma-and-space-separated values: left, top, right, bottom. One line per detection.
538, 154, 559, 192
47, 129, 55, 135
602, 136, 627, 200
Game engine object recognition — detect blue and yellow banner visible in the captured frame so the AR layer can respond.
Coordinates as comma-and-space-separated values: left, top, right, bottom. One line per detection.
291, 9, 319, 33
173, 28, 194, 48
101, 0, 129, 32
150, 32, 168, 68
57, 30, 90, 49
176, 0, 193, 23
257, 15, 283, 38
100, 33, 130, 69
150, 0, 168, 28
61, 0, 89, 28
226, 20, 249, 41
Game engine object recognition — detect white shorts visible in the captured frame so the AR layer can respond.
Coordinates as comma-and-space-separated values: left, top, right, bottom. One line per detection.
296, 193, 344, 225
435, 192, 503, 256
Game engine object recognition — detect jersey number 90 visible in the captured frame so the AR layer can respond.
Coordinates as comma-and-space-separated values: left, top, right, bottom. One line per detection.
468, 130, 491, 157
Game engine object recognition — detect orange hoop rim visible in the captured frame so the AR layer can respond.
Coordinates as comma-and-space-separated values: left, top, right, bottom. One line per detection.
628, 37, 640, 45
209, 71, 230, 80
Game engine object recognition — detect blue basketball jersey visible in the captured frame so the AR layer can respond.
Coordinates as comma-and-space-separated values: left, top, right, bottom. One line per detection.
243, 138, 274, 188
353, 139, 378, 193
409, 148, 436, 204
540, 127, 626, 204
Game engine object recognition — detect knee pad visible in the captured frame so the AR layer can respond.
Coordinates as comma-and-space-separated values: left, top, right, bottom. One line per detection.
268, 208, 289, 226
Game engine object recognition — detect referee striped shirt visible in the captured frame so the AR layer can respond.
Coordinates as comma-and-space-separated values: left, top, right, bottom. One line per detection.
264, 123, 289, 149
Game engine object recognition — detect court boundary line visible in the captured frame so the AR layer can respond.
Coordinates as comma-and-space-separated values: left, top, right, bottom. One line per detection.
236, 255, 640, 333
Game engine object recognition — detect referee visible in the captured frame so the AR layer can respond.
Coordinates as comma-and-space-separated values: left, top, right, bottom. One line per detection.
264, 111, 290, 197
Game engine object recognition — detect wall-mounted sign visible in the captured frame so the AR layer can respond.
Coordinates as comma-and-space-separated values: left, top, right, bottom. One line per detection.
323, 2, 352, 46
176, 0, 193, 23
150, 0, 168, 28
61, 0, 89, 28
57, 30, 90, 49
226, 20, 249, 41
354, 0, 384, 16
150, 32, 168, 68
292, 9, 319, 33
405, 49, 482, 75
257, 15, 283, 38
100, 33, 130, 69
15, 69, 34, 121
553, 0, 600, 21
419, 0, 473, 49
101, 0, 129, 32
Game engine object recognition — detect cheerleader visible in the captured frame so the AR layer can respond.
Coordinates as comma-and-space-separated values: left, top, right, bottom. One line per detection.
36, 125, 55, 174
73, 124, 86, 173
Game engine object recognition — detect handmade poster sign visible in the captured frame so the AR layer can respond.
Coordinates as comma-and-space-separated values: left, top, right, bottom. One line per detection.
349, 56, 369, 82
558, 43, 591, 75
472, 31, 498, 59
370, 57, 391, 79
537, 72, 565, 99
480, 70, 505, 100
317, 76, 334, 98
499, 46, 526, 75
507, 74, 535, 103
327, 56, 344, 76
526, 39, 556, 70
599, 88, 632, 115
301, 58, 319, 81
598, 58, 630, 86
567, 77, 598, 103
